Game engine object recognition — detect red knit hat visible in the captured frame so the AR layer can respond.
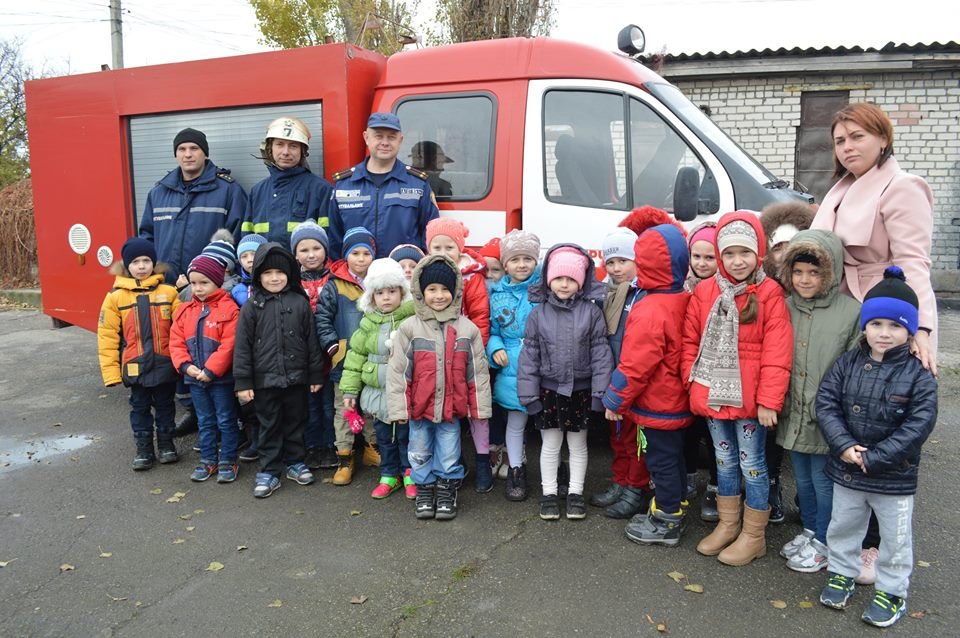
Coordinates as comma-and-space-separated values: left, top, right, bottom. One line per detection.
188, 254, 225, 288
426, 217, 469, 252
478, 237, 501, 260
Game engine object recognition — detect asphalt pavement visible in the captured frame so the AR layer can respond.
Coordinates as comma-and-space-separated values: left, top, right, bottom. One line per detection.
1, 308, 958, 637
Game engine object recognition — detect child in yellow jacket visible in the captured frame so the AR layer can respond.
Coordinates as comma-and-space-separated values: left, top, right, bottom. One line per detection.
97, 238, 180, 471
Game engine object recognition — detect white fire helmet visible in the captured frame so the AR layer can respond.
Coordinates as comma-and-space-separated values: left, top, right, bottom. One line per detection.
265, 116, 311, 150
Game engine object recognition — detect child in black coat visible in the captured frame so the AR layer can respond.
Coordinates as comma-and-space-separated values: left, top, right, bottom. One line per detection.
234, 243, 326, 498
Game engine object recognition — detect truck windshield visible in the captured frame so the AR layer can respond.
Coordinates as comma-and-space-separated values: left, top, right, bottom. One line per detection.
646, 82, 780, 186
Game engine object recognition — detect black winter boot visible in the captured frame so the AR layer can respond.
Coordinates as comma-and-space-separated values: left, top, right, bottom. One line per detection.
769, 477, 785, 524
474, 453, 493, 493
590, 482, 625, 508
172, 407, 198, 437
156, 435, 178, 464
132, 439, 155, 471
505, 466, 528, 501
415, 483, 436, 519
605, 486, 651, 519
435, 478, 459, 520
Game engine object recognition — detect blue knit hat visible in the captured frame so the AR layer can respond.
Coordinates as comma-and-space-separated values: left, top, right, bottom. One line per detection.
290, 220, 329, 253
200, 230, 236, 273
121, 237, 156, 269
860, 266, 919, 335
343, 226, 376, 258
237, 233, 268, 259
389, 243, 425, 264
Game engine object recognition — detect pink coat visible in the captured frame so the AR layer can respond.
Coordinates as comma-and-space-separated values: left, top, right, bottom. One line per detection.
811, 156, 936, 346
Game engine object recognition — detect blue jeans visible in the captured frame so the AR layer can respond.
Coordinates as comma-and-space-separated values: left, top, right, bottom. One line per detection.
190, 383, 239, 463
129, 382, 176, 441
790, 450, 833, 543
707, 418, 769, 510
375, 419, 410, 478
305, 382, 335, 450
408, 419, 464, 484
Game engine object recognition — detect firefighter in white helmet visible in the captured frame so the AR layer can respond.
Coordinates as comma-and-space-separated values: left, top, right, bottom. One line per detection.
242, 116, 334, 247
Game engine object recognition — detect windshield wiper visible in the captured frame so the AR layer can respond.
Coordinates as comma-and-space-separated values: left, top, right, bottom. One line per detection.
762, 179, 790, 189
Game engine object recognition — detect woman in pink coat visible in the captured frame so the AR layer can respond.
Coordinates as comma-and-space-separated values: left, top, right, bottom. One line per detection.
811, 102, 937, 374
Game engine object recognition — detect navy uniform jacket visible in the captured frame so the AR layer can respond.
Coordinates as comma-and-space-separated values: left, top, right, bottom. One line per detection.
244, 165, 334, 248
139, 160, 248, 284
328, 160, 439, 259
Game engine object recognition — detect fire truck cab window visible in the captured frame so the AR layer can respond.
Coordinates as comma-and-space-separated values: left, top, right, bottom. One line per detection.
542, 90, 715, 215
396, 94, 495, 201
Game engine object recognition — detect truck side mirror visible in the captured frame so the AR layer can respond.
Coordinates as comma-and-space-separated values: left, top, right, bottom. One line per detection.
673, 167, 700, 222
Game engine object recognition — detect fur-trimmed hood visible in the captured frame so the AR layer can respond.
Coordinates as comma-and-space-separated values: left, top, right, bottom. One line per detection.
356, 258, 413, 314
760, 201, 816, 247
780, 229, 842, 302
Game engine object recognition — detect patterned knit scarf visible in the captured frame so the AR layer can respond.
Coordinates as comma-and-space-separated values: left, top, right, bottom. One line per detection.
690, 269, 765, 408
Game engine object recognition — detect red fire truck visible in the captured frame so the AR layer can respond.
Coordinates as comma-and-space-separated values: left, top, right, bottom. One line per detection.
25, 27, 809, 331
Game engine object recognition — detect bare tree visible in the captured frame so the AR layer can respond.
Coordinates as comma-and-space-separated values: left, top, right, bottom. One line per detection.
432, 0, 554, 44
0, 39, 31, 187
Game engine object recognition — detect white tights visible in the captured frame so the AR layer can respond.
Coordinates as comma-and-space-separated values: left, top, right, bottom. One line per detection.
540, 428, 587, 496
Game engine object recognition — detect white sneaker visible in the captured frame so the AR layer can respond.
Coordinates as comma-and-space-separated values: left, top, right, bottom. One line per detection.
780, 528, 814, 559
787, 538, 828, 573
855, 546, 880, 585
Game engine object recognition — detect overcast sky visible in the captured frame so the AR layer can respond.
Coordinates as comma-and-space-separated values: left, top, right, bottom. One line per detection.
1, 0, 954, 75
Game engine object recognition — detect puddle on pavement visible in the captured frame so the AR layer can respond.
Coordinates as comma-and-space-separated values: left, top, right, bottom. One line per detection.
0, 435, 95, 472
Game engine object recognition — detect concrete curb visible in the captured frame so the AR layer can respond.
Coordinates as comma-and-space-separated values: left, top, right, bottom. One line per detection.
0, 288, 41, 309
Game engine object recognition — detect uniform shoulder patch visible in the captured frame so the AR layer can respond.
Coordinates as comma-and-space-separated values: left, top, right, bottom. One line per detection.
332, 167, 355, 182
405, 166, 428, 180
216, 170, 235, 183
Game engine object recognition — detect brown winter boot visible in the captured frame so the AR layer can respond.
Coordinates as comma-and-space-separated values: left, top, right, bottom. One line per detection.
696, 495, 742, 556
362, 443, 381, 467
333, 449, 355, 485
718, 504, 770, 566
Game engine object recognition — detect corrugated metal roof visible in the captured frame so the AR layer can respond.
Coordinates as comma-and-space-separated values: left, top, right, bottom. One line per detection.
645, 41, 960, 62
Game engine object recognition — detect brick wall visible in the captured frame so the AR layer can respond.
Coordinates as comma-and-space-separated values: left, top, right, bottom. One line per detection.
668, 70, 960, 285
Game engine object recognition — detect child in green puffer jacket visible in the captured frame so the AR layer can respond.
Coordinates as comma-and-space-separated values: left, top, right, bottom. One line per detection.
341, 258, 416, 499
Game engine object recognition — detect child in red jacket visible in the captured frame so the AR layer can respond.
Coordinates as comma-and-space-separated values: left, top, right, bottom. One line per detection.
682, 211, 793, 566
426, 217, 494, 493
170, 255, 241, 483
603, 224, 692, 545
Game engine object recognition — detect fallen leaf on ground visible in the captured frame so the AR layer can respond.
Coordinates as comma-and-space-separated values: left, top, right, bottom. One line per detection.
185, 526, 195, 532
909, 610, 926, 619
321, 478, 333, 484
666, 571, 685, 583
770, 600, 787, 609
645, 614, 655, 624
656, 622, 667, 633
684, 584, 704, 593
799, 601, 814, 609
350, 510, 361, 516
10, 513, 21, 517
917, 560, 931, 568
53, 422, 62, 427
59, 563, 75, 572
0, 559, 16, 567
134, 601, 142, 608
350, 595, 368, 604
149, 488, 162, 495
236, 545, 248, 551
267, 599, 282, 608
98, 547, 112, 558
172, 538, 186, 544
179, 514, 192, 520
98, 394, 108, 399
294, 510, 305, 515
107, 594, 127, 602
75, 515, 86, 520
166, 491, 187, 503
193, 509, 204, 514
205, 561, 224, 572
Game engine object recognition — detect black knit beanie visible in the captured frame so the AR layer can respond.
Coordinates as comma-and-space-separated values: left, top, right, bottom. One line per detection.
418, 259, 457, 294
173, 128, 209, 156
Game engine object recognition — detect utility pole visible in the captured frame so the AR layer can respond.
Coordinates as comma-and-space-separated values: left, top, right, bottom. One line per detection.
110, 0, 124, 69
